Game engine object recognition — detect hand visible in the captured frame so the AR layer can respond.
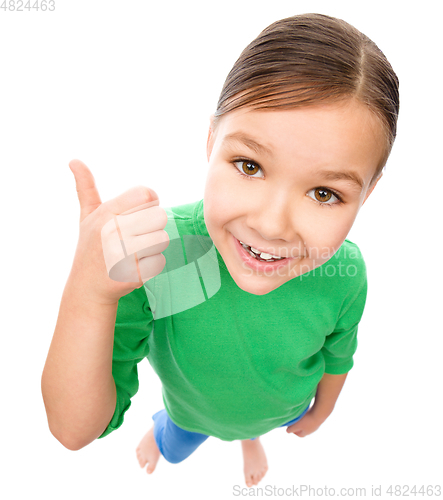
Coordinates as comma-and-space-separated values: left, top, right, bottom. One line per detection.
68, 159, 169, 304
285, 410, 325, 438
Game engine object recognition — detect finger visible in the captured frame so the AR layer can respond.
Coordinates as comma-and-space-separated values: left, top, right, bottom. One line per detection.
287, 428, 303, 437
101, 222, 169, 275
116, 207, 169, 254
106, 252, 166, 284
131, 230, 170, 258
69, 159, 103, 222
101, 204, 169, 284
103, 185, 160, 218
139, 253, 167, 283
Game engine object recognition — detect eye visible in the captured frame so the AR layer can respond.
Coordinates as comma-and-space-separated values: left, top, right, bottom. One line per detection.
232, 161, 343, 207
307, 188, 342, 207
233, 160, 264, 179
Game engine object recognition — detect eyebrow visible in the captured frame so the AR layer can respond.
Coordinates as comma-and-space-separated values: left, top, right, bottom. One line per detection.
222, 131, 364, 191
317, 170, 364, 191
222, 132, 274, 157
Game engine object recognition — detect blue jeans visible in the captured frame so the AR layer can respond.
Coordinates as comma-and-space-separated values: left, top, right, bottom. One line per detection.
152, 404, 311, 464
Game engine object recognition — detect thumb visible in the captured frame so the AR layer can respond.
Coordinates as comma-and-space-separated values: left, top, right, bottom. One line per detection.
69, 159, 102, 222
286, 422, 300, 434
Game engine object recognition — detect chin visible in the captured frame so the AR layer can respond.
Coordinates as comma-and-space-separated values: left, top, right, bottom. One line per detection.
232, 275, 283, 296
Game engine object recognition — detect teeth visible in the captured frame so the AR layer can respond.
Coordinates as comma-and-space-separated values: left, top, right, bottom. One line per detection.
239, 240, 284, 261
257, 251, 277, 259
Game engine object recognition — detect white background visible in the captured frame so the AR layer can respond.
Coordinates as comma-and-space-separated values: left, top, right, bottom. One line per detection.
1, 0, 441, 499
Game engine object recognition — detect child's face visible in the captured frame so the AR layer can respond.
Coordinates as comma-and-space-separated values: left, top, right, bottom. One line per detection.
203, 99, 385, 295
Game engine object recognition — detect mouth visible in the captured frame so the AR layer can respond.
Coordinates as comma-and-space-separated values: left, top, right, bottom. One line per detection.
233, 235, 298, 271
238, 240, 286, 262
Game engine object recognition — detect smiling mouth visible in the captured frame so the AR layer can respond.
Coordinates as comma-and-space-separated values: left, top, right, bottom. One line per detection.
237, 239, 287, 262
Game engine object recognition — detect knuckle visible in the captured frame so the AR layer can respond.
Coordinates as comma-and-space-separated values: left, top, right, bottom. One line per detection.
136, 186, 154, 203
158, 208, 168, 227
161, 229, 170, 244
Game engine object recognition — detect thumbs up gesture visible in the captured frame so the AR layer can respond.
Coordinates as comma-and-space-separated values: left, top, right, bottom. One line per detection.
68, 159, 169, 304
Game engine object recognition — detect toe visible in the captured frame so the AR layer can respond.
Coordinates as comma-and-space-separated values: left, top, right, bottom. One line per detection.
255, 470, 266, 485
146, 454, 160, 475
136, 452, 147, 468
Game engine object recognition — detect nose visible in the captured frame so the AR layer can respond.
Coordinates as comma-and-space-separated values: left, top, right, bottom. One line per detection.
246, 191, 299, 243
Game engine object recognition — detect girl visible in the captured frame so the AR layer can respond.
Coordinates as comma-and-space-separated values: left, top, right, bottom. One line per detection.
42, 13, 399, 488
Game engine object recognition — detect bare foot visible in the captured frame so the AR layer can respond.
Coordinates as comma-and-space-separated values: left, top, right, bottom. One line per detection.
241, 437, 269, 487
136, 426, 161, 474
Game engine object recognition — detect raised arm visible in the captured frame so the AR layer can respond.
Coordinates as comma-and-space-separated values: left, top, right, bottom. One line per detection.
41, 159, 167, 450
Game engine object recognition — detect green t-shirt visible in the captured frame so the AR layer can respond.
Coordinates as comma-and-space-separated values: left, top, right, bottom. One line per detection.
99, 199, 367, 441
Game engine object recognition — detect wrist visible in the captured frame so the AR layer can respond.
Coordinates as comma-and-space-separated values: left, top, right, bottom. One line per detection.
64, 275, 120, 308
309, 405, 334, 423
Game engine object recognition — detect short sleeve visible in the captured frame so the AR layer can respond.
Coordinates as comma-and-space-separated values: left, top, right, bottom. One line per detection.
98, 285, 153, 439
321, 251, 368, 375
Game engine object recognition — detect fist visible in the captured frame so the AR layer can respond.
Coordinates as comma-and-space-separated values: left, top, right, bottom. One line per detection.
101, 200, 169, 284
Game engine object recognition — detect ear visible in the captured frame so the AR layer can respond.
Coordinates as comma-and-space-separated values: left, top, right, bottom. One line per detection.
207, 114, 216, 161
362, 172, 383, 206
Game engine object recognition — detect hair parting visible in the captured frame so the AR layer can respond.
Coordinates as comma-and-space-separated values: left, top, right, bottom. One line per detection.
212, 13, 399, 186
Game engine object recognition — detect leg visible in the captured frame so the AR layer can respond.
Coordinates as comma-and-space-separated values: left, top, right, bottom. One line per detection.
136, 425, 162, 474
240, 405, 311, 487
136, 409, 209, 473
241, 437, 269, 487
153, 409, 209, 464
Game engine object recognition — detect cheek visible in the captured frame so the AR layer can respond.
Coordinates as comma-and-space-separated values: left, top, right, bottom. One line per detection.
204, 164, 243, 213
302, 211, 357, 257
204, 173, 234, 235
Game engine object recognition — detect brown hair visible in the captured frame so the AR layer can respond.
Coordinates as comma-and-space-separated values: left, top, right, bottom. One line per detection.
212, 13, 399, 187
